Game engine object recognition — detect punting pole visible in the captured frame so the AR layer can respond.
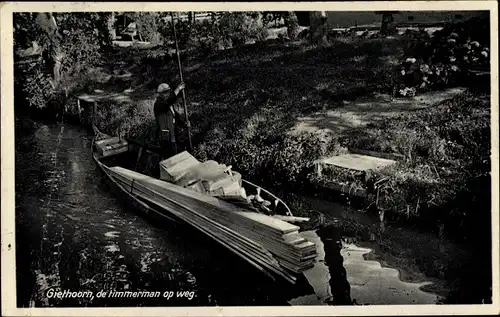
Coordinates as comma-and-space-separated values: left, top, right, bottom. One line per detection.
171, 12, 193, 151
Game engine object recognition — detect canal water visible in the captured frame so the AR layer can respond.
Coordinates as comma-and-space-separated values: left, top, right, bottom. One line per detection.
14, 118, 442, 307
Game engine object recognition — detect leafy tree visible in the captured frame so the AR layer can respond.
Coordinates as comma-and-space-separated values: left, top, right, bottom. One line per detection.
14, 12, 109, 109
132, 12, 162, 43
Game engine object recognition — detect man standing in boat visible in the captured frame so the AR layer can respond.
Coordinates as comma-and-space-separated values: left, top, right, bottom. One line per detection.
154, 82, 189, 158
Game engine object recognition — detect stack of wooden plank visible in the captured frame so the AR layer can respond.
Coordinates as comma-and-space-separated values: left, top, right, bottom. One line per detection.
107, 166, 317, 280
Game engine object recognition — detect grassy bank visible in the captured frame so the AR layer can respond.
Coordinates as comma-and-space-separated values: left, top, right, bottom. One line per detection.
340, 92, 490, 241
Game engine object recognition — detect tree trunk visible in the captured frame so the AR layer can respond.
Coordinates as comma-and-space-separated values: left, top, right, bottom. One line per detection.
188, 11, 194, 25
309, 11, 328, 44
380, 12, 395, 36
36, 13, 63, 86
107, 12, 116, 41
51, 40, 63, 85
285, 11, 299, 40
295, 12, 310, 26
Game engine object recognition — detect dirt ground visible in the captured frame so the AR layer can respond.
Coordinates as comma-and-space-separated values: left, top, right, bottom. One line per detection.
292, 87, 466, 141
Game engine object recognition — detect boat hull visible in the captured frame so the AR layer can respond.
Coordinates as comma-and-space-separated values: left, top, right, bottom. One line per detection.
93, 152, 185, 225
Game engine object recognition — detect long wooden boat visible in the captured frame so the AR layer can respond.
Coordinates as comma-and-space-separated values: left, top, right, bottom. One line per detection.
91, 131, 315, 284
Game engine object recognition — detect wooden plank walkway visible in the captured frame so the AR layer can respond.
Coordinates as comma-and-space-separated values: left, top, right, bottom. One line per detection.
318, 153, 396, 172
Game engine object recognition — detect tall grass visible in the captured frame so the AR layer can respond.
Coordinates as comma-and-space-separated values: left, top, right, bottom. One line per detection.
342, 91, 490, 241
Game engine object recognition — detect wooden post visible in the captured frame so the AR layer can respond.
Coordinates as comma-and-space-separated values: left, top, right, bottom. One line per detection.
93, 101, 98, 130
171, 12, 193, 151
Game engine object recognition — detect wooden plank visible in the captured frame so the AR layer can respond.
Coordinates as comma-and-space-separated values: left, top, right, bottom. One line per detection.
147, 185, 299, 235
272, 215, 310, 223
176, 160, 226, 188
112, 167, 300, 234
160, 151, 197, 168
348, 148, 404, 161
95, 137, 129, 157
113, 176, 297, 281
112, 176, 283, 262
320, 153, 396, 172
108, 166, 317, 274
110, 167, 315, 270
112, 173, 282, 256
95, 137, 120, 146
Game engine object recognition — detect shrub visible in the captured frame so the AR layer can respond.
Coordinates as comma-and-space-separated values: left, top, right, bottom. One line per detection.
132, 12, 162, 43
94, 99, 156, 140
20, 67, 54, 109
396, 16, 490, 95
189, 12, 270, 50
194, 123, 332, 188
342, 91, 490, 240
270, 133, 327, 184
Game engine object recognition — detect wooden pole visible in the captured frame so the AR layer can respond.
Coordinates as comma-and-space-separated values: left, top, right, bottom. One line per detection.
171, 12, 193, 151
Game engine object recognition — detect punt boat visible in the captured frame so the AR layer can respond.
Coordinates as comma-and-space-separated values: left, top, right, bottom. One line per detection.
91, 129, 316, 284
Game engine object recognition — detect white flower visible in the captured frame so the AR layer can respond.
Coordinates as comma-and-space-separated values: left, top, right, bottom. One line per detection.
405, 57, 416, 63
481, 51, 488, 58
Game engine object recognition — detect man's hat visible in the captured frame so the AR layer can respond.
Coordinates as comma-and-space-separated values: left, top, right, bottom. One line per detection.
157, 83, 171, 93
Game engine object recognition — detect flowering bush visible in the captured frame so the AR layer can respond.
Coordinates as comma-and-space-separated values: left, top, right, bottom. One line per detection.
396, 16, 489, 96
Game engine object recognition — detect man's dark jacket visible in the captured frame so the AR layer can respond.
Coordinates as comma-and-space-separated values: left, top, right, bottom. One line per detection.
153, 91, 183, 142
